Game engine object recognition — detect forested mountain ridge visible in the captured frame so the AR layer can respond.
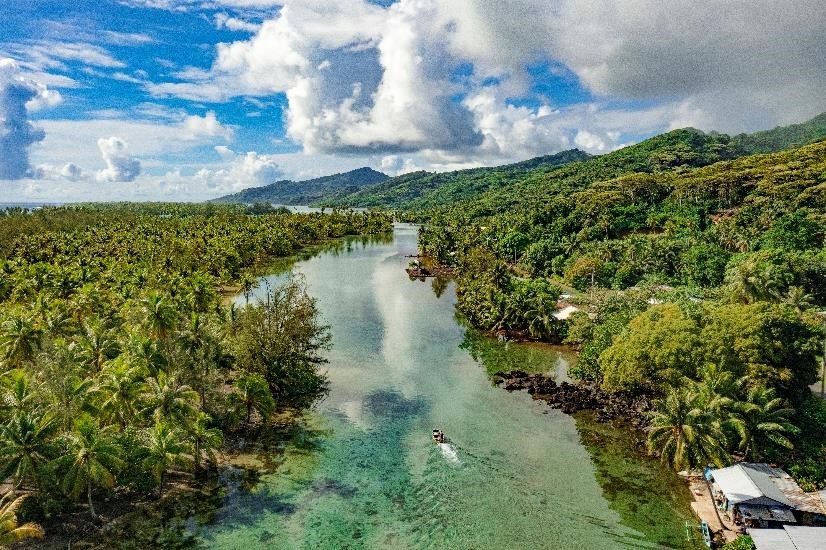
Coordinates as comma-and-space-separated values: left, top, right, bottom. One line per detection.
317, 148, 591, 209
729, 111, 826, 154
322, 111, 826, 210
210, 167, 388, 205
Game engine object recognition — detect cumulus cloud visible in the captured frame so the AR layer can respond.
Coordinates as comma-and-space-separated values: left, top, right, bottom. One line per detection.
380, 155, 419, 176
96, 137, 141, 182
149, 0, 826, 168
182, 111, 234, 140
0, 58, 59, 180
31, 162, 88, 182
194, 148, 282, 191
548, 0, 826, 131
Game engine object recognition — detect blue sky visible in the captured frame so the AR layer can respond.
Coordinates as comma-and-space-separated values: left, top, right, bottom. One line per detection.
1, 0, 824, 201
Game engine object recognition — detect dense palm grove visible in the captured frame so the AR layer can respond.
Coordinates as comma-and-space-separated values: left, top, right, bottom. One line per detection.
317, 116, 826, 489
0, 204, 391, 541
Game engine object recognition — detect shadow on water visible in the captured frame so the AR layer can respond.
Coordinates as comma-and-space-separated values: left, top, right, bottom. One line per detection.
573, 412, 705, 550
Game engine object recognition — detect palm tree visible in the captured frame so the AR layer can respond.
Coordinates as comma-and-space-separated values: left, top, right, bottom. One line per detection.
44, 375, 96, 432
235, 372, 275, 426
694, 364, 743, 416
77, 320, 119, 371
730, 385, 799, 460
141, 422, 191, 497
187, 413, 222, 474
140, 292, 178, 341
783, 286, 813, 313
0, 370, 40, 420
0, 413, 58, 490
140, 370, 200, 425
96, 361, 145, 428
52, 417, 124, 519
0, 315, 41, 369
0, 492, 43, 548
647, 386, 730, 471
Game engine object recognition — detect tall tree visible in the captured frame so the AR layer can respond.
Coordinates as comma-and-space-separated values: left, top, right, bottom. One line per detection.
648, 387, 730, 471
0, 413, 58, 490
53, 418, 124, 519
141, 422, 191, 497
731, 386, 799, 460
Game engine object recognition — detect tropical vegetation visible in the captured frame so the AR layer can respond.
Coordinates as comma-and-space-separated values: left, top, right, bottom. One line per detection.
0, 203, 391, 538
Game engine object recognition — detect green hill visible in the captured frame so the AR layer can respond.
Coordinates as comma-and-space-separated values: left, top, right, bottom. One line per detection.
321, 112, 826, 212
210, 167, 389, 205
318, 149, 591, 209
730, 112, 826, 154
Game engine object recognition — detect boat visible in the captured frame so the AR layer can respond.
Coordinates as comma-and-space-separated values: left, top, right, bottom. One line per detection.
432, 429, 445, 443
701, 520, 711, 547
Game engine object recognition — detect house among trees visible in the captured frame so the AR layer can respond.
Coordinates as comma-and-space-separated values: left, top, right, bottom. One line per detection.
707, 463, 826, 529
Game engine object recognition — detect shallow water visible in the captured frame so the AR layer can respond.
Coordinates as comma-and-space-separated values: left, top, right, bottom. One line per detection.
201, 224, 694, 549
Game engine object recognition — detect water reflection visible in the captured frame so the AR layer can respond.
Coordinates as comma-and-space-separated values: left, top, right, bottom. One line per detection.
205, 224, 693, 549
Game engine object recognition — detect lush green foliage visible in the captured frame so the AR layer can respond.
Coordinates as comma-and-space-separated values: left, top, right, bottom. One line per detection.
403, 118, 826, 479
0, 204, 391, 531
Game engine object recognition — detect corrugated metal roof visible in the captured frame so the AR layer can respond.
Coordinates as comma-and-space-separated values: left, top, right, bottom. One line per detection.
738, 503, 797, 523
750, 526, 826, 550
749, 528, 797, 550
785, 526, 826, 549
711, 463, 792, 507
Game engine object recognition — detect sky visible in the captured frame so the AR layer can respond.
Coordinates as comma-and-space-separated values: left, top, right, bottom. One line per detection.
1, 0, 825, 202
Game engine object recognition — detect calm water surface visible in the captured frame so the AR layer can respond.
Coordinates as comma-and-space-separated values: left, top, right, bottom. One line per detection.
202, 224, 691, 549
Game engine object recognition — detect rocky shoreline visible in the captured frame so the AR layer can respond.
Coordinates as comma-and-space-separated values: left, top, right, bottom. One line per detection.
492, 370, 653, 429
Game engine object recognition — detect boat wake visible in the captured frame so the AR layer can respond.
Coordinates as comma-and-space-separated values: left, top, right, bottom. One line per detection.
437, 442, 461, 465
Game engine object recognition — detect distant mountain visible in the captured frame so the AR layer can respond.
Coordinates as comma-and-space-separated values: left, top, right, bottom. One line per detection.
210, 167, 389, 205
317, 149, 592, 210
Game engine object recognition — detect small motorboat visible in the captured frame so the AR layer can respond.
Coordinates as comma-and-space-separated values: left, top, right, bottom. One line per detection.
432, 429, 445, 443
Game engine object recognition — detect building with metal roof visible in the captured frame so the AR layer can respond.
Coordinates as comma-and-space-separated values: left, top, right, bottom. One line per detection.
707, 463, 826, 529
749, 525, 826, 550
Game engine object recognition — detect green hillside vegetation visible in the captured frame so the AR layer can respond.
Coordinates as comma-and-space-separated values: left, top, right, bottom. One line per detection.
318, 149, 591, 209
730, 111, 826, 155
323, 111, 826, 211
210, 167, 388, 205
414, 128, 826, 485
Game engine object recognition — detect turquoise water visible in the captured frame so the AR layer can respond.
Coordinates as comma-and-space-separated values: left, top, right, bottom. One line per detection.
203, 224, 676, 549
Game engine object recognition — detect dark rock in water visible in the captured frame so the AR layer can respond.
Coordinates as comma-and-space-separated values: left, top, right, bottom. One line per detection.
492, 369, 651, 427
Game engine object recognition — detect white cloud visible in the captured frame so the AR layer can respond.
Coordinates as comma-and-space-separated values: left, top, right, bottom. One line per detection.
61, 162, 86, 181
102, 30, 157, 46
29, 110, 234, 172
29, 41, 126, 69
147, 0, 826, 166
380, 155, 419, 176
182, 111, 235, 140
215, 13, 261, 32
31, 162, 88, 182
96, 137, 142, 182
0, 59, 58, 179
194, 148, 282, 192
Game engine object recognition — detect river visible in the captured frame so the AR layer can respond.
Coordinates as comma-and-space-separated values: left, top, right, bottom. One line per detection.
197, 224, 699, 549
